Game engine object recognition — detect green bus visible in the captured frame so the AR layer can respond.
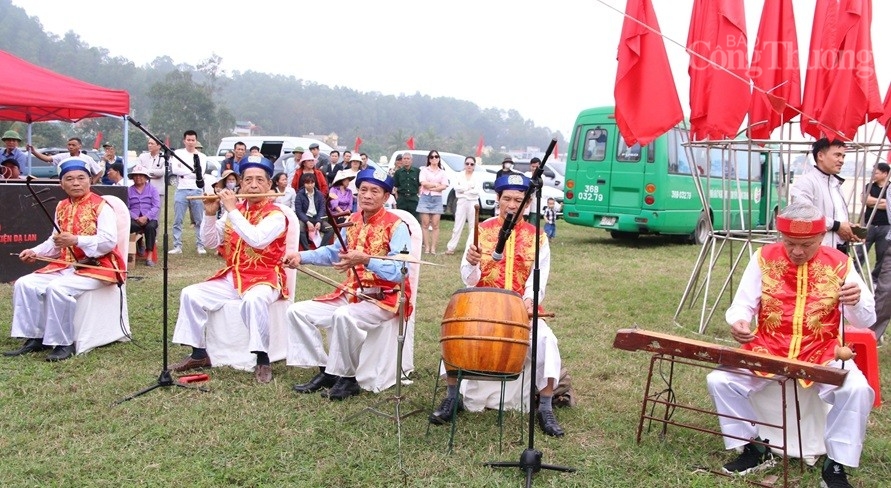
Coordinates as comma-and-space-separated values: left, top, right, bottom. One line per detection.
562, 106, 782, 243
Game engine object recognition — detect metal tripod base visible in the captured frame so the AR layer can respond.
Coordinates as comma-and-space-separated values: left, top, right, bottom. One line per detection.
485, 448, 576, 487
115, 369, 208, 404
347, 389, 426, 422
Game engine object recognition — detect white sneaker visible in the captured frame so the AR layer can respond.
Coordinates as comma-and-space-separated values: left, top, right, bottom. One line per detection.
196, 246, 207, 255
168, 247, 182, 254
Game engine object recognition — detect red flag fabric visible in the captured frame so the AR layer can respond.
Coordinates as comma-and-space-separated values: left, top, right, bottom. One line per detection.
747, 0, 801, 140
800, 0, 837, 138
816, 0, 882, 140
554, 141, 559, 161
687, 0, 750, 140
406, 136, 415, 150
354, 136, 362, 152
93, 131, 103, 150
880, 82, 891, 134
614, 0, 683, 146
475, 136, 484, 158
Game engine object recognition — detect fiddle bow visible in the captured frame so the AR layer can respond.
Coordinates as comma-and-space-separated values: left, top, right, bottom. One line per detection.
323, 189, 365, 294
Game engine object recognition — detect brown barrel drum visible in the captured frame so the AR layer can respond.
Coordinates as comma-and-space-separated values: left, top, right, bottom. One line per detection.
440, 287, 530, 378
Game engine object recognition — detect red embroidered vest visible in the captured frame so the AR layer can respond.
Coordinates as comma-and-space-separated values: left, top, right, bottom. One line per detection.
36, 192, 125, 284
315, 208, 412, 315
474, 217, 541, 295
744, 243, 848, 386
208, 200, 288, 296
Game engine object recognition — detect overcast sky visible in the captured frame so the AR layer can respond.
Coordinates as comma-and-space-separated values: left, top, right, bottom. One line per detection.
11, 0, 891, 138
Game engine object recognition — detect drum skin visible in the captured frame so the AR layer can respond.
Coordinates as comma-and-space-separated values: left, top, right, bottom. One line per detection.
440, 287, 530, 376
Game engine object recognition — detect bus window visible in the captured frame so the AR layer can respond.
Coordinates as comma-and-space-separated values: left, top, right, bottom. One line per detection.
583, 127, 608, 161
617, 137, 641, 162
669, 132, 695, 175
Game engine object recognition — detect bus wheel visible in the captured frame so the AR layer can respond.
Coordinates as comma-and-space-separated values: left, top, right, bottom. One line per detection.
693, 212, 711, 245
610, 230, 639, 240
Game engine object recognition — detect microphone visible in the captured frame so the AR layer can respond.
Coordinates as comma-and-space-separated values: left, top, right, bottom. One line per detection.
491, 212, 514, 261
193, 154, 204, 189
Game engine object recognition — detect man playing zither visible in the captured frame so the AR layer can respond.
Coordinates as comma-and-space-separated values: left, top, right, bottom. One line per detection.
4, 158, 125, 362
707, 202, 875, 488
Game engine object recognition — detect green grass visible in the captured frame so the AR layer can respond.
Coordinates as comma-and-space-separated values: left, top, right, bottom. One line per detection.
0, 213, 889, 487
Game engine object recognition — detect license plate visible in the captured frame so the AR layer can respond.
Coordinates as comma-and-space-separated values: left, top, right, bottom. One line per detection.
600, 216, 617, 226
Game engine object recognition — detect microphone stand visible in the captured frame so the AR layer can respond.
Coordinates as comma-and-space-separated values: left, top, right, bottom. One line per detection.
116, 118, 206, 403
484, 139, 575, 486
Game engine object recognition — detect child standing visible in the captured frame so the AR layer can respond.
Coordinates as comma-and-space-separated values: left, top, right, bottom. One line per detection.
543, 197, 557, 239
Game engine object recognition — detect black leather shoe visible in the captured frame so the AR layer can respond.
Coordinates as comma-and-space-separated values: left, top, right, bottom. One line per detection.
3, 338, 48, 357
325, 376, 361, 400
45, 345, 76, 362
537, 410, 565, 437
293, 371, 338, 393
429, 396, 464, 425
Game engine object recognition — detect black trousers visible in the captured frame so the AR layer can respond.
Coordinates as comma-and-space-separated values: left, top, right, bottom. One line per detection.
130, 218, 159, 252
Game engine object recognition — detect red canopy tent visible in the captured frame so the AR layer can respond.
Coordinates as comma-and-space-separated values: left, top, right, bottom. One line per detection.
0, 49, 129, 123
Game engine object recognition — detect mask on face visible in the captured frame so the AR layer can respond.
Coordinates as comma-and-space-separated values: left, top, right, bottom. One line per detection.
225, 182, 237, 191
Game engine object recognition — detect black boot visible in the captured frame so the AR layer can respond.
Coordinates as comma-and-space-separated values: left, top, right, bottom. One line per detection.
429, 396, 464, 425
293, 370, 338, 393
45, 345, 76, 362
3, 338, 48, 357
325, 376, 361, 400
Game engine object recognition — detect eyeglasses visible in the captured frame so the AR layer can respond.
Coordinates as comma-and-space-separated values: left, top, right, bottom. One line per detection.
429, 155, 440, 159
465, 162, 475, 166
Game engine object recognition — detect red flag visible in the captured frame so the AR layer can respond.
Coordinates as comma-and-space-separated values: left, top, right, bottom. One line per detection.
354, 136, 362, 152
475, 136, 484, 157
406, 136, 415, 150
614, 0, 683, 146
554, 141, 559, 161
801, 0, 838, 138
687, 0, 750, 140
880, 82, 891, 135
747, 0, 801, 140
816, 0, 882, 140
165, 135, 170, 147
93, 131, 103, 150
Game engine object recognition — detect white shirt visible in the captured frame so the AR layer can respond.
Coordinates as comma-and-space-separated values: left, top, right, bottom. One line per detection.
138, 151, 165, 180
202, 202, 287, 250
171, 149, 207, 190
50, 153, 102, 177
453, 172, 481, 202
789, 165, 849, 248
726, 248, 876, 329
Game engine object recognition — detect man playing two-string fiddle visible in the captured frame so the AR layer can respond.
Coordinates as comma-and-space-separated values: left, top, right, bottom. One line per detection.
429, 173, 566, 437
707, 202, 875, 488
170, 157, 289, 383
283, 168, 412, 401
4, 159, 126, 362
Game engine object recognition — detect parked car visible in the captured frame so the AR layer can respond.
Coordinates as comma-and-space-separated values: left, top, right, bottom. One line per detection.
480, 164, 564, 215
389, 150, 500, 215
274, 153, 383, 183
501, 159, 564, 191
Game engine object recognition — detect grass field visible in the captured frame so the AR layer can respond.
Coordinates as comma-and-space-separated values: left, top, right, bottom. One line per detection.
0, 212, 889, 487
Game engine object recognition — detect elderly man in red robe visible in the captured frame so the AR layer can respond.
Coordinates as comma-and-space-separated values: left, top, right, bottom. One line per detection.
428, 173, 565, 438
283, 168, 412, 401
707, 201, 875, 488
4, 158, 125, 361
170, 156, 288, 383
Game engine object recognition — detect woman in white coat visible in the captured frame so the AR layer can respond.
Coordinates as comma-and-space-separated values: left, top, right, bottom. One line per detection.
445, 156, 481, 255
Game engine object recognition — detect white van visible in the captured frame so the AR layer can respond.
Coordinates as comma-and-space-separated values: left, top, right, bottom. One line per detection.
388, 150, 499, 215
216, 136, 334, 162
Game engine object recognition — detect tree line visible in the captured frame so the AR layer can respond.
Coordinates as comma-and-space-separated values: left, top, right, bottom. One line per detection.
0, 0, 564, 161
